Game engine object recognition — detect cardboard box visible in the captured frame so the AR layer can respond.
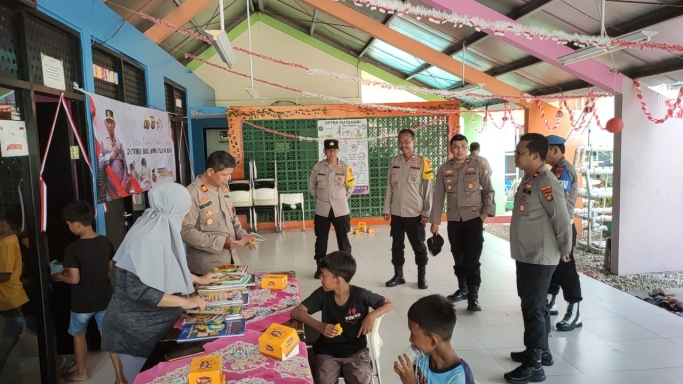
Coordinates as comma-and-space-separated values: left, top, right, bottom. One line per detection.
261, 274, 288, 290
357, 222, 367, 231
354, 229, 363, 235
259, 323, 301, 361
188, 355, 222, 384
367, 227, 375, 233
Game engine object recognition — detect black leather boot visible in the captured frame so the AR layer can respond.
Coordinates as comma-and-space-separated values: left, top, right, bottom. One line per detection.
467, 285, 482, 312
547, 293, 558, 316
510, 349, 554, 366
314, 259, 322, 279
417, 265, 428, 289
386, 266, 406, 287
504, 349, 546, 383
447, 277, 468, 302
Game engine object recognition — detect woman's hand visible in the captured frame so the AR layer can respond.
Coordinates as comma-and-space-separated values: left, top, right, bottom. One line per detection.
194, 272, 219, 286
182, 297, 207, 312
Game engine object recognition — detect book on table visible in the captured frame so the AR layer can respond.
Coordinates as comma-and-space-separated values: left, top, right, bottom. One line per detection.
199, 274, 256, 290
239, 233, 265, 247
195, 289, 250, 307
213, 264, 249, 278
185, 305, 243, 316
177, 318, 247, 343
182, 313, 228, 325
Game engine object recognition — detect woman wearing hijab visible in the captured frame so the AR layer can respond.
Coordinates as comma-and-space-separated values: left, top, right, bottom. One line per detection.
101, 182, 217, 382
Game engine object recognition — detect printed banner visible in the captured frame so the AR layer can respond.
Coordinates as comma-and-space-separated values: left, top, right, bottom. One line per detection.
317, 119, 369, 195
0, 120, 28, 157
88, 93, 175, 202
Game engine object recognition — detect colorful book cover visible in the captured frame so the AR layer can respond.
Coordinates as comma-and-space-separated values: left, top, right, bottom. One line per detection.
197, 288, 243, 305
186, 305, 243, 316
213, 264, 248, 277
239, 233, 265, 247
182, 314, 227, 325
177, 319, 247, 343
200, 274, 255, 289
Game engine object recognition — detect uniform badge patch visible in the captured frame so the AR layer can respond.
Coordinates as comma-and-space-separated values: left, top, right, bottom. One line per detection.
317, 176, 324, 181
554, 168, 564, 178
466, 167, 475, 172
521, 195, 527, 201
205, 210, 215, 217
468, 183, 474, 189
532, 172, 540, 179
409, 175, 418, 183
223, 187, 229, 193
520, 205, 526, 212
482, 164, 489, 175
199, 197, 209, 203
200, 185, 209, 193
541, 185, 554, 202
206, 218, 214, 225
445, 169, 454, 174
526, 183, 532, 189
447, 185, 452, 190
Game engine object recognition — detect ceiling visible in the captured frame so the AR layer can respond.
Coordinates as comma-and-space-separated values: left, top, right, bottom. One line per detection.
104, 0, 683, 108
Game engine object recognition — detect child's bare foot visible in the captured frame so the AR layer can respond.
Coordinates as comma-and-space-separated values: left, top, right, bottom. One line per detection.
62, 370, 88, 382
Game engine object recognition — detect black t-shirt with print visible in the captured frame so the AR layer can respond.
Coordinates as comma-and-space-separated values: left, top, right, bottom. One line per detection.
302, 285, 385, 358
63, 236, 115, 313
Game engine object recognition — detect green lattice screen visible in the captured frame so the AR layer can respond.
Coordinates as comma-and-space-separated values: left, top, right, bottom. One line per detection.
243, 116, 450, 223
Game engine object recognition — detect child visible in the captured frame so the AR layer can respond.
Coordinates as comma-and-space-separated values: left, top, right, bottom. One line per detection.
51, 202, 126, 384
291, 251, 393, 384
394, 295, 475, 384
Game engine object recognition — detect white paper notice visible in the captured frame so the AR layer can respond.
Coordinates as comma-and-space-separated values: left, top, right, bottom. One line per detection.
0, 120, 29, 157
41, 53, 66, 91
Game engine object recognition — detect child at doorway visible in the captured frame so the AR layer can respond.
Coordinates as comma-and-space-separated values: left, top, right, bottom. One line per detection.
51, 201, 125, 383
291, 251, 393, 384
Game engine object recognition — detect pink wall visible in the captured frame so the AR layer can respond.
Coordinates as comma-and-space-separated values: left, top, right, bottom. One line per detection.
612, 78, 683, 275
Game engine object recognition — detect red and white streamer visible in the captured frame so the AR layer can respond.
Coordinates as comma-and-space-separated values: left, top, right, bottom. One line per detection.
633, 79, 683, 124
40, 93, 96, 232
336, 0, 683, 54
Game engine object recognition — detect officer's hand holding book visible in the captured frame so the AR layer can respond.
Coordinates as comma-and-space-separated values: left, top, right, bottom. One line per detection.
223, 237, 241, 250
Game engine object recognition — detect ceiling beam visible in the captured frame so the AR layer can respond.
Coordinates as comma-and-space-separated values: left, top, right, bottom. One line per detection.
405, 0, 553, 82
529, 79, 591, 96
144, 0, 215, 44
622, 57, 683, 79
358, 15, 394, 59
422, 0, 623, 92
485, 56, 546, 77
296, 0, 534, 107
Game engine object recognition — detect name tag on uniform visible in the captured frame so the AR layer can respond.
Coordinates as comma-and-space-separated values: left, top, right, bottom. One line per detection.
199, 201, 214, 209
392, 166, 400, 169
410, 166, 420, 170
445, 169, 453, 174
445, 178, 453, 183
465, 172, 476, 176
522, 188, 532, 195
390, 169, 397, 174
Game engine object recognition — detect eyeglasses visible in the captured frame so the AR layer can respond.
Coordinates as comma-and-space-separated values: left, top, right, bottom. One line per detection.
514, 150, 531, 156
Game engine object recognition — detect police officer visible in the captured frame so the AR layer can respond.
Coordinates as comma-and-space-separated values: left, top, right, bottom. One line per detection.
98, 109, 131, 199
181, 151, 256, 275
430, 134, 495, 312
505, 133, 572, 384
308, 139, 355, 278
383, 129, 434, 290
469, 142, 492, 176
545, 135, 582, 332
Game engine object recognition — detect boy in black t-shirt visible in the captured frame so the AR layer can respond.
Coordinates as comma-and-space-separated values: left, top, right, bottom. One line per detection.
51, 202, 125, 383
291, 251, 393, 384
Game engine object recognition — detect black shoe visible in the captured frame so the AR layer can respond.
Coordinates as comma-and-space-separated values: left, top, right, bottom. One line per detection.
556, 302, 582, 332
510, 349, 554, 366
547, 293, 558, 316
503, 364, 546, 383
467, 285, 481, 312
447, 277, 468, 302
313, 262, 322, 279
386, 266, 406, 288
417, 265, 428, 289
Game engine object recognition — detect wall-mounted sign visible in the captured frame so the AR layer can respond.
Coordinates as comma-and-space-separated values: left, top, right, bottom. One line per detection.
0, 120, 29, 157
41, 53, 66, 91
70, 146, 80, 160
93, 64, 119, 85
175, 98, 183, 108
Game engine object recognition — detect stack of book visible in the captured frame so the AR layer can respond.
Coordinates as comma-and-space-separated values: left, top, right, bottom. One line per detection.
198, 264, 257, 290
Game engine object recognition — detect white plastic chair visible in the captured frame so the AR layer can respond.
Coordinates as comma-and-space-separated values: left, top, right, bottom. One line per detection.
250, 159, 278, 231
278, 193, 305, 232
229, 179, 254, 226
340, 314, 385, 384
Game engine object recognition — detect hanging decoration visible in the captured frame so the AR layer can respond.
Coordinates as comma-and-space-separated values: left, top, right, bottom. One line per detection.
605, 117, 624, 133
337, 0, 683, 54
633, 79, 683, 124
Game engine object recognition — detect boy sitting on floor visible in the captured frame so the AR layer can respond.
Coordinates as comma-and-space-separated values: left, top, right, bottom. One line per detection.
394, 294, 475, 384
291, 251, 393, 384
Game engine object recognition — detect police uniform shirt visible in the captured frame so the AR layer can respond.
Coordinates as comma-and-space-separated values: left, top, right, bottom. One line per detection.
383, 154, 434, 218
510, 165, 572, 265
181, 177, 248, 274
98, 136, 128, 182
551, 157, 578, 218
308, 160, 355, 217
471, 154, 492, 177
430, 156, 495, 225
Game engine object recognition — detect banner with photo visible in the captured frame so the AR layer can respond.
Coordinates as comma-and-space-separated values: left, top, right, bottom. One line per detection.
88, 93, 175, 202
317, 119, 369, 195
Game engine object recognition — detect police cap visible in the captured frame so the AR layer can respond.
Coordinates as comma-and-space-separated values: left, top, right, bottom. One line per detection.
324, 139, 339, 150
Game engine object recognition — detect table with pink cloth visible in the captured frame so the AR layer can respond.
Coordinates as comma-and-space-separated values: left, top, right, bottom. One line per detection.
134, 275, 313, 384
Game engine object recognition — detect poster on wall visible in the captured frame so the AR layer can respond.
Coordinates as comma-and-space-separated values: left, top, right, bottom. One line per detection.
0, 120, 28, 157
317, 119, 369, 195
88, 93, 175, 202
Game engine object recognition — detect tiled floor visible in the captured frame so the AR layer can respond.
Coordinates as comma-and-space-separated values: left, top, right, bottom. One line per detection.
79, 225, 683, 383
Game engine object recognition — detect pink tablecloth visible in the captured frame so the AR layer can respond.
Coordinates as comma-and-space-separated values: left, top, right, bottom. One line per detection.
135, 277, 313, 384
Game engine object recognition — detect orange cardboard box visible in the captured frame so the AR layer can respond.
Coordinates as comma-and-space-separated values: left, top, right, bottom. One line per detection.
261, 274, 288, 290
259, 323, 300, 361
357, 222, 367, 231
367, 227, 375, 233
188, 355, 222, 384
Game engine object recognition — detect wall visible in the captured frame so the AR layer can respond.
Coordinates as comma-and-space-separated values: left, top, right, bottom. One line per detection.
37, 0, 216, 232
190, 117, 229, 173
612, 79, 683, 274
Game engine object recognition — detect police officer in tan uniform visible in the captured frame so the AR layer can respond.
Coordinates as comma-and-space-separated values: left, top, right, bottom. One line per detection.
505, 133, 572, 384
383, 129, 434, 290
469, 142, 492, 176
308, 139, 355, 278
430, 134, 495, 312
181, 151, 256, 275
